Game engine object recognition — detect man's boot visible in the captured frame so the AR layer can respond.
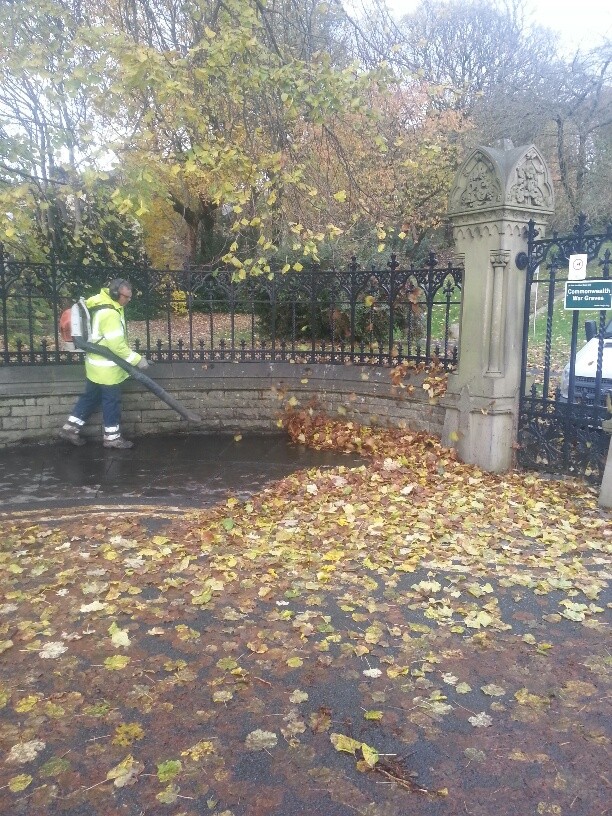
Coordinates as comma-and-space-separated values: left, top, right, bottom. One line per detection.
59, 419, 86, 446
103, 437, 134, 449
103, 427, 134, 449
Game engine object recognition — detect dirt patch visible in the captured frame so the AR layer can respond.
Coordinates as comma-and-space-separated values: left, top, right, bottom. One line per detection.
128, 313, 255, 347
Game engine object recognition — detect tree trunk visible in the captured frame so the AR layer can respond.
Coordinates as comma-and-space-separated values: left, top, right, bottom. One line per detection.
171, 195, 218, 265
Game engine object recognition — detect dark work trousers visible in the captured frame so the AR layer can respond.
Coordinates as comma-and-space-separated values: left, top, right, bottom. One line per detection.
71, 380, 122, 428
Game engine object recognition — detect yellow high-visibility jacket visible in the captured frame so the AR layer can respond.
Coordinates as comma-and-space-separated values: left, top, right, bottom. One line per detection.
84, 288, 142, 385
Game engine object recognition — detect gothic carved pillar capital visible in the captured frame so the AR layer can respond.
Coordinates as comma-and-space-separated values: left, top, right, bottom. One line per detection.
490, 250, 510, 269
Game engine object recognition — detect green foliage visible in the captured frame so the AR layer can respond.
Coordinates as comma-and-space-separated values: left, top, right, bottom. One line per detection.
0, 0, 146, 265
170, 290, 187, 316
3, 293, 54, 351
1, 0, 464, 270
255, 289, 425, 346
353, 302, 424, 347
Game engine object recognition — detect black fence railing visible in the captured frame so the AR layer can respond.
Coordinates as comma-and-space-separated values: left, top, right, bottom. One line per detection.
516, 215, 612, 481
0, 247, 462, 369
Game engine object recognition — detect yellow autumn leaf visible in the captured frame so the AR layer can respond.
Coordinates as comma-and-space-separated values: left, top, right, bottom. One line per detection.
330, 733, 362, 755
8, 774, 33, 792
14, 695, 41, 713
212, 689, 233, 703
191, 589, 213, 605
247, 641, 269, 654
182, 741, 215, 760
361, 743, 379, 767
464, 610, 493, 629
104, 655, 131, 671
106, 754, 143, 787
112, 723, 145, 746
286, 656, 303, 668
514, 688, 551, 708
109, 622, 131, 648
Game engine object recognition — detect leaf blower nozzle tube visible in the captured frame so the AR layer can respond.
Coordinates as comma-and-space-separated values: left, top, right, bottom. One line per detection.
73, 338, 202, 424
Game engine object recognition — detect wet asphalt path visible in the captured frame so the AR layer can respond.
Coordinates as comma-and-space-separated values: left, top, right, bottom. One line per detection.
0, 434, 361, 511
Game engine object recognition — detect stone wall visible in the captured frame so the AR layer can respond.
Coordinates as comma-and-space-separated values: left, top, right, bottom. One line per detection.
0, 362, 444, 447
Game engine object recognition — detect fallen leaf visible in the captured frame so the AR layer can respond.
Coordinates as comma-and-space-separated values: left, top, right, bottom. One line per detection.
109, 622, 131, 648
157, 759, 182, 783
6, 740, 46, 764
245, 729, 278, 751
104, 655, 131, 671
112, 723, 144, 746
181, 741, 215, 760
212, 689, 234, 703
468, 712, 493, 727
481, 684, 506, 697
79, 600, 107, 613
330, 733, 362, 755
156, 784, 180, 804
106, 755, 143, 788
361, 743, 379, 768
8, 774, 33, 792
286, 656, 303, 668
464, 610, 493, 629
39, 641, 67, 659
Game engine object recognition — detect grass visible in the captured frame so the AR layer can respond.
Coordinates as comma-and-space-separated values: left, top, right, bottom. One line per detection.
526, 285, 609, 378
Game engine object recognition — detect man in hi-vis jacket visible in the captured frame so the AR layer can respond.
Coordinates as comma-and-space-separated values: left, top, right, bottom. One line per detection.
59, 279, 150, 449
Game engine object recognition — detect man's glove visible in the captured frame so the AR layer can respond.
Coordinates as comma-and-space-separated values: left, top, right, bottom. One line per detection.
136, 358, 151, 369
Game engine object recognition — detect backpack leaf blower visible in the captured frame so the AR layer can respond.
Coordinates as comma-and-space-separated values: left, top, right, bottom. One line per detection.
63, 298, 202, 424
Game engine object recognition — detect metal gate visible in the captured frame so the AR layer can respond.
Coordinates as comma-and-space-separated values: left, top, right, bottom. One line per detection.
516, 215, 612, 482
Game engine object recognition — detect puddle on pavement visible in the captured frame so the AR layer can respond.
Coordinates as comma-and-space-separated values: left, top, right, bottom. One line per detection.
0, 433, 363, 510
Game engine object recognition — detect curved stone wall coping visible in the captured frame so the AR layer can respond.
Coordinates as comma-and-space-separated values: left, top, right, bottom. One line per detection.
0, 362, 445, 447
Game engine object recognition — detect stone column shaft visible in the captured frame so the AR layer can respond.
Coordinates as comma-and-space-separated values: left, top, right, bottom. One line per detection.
486, 251, 509, 374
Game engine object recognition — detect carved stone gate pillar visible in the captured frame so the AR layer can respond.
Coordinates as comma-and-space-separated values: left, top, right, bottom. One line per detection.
442, 144, 554, 472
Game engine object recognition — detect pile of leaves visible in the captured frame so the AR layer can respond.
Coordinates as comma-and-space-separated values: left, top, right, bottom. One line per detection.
0, 420, 609, 816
